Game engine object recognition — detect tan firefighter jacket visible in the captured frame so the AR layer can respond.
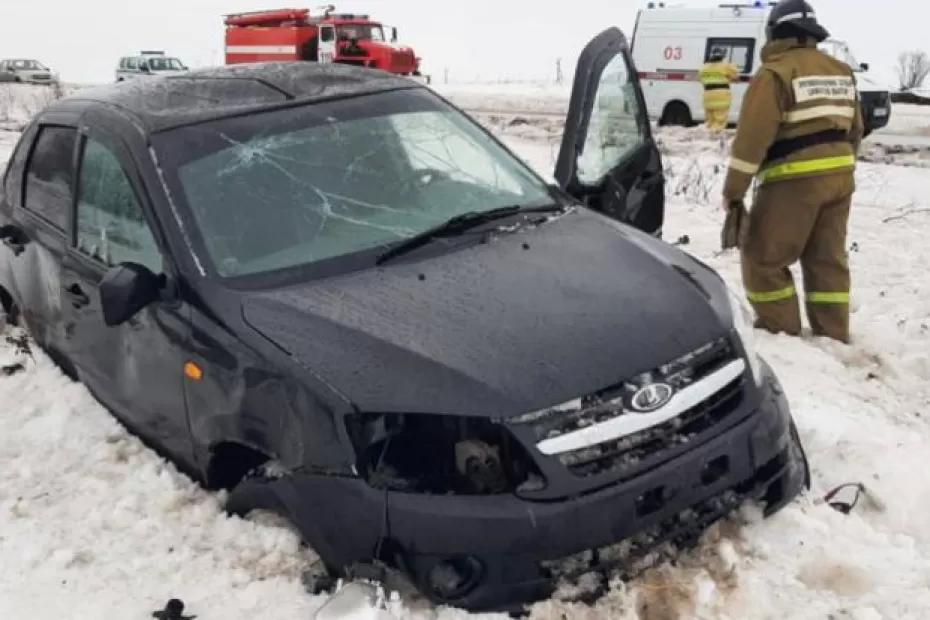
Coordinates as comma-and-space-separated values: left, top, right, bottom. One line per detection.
723, 38, 865, 201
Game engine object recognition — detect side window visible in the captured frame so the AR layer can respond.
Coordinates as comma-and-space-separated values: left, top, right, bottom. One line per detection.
76, 138, 162, 273
706, 38, 756, 74
321, 27, 335, 43
3, 126, 35, 205
23, 126, 77, 229
576, 52, 646, 185
127, 57, 139, 70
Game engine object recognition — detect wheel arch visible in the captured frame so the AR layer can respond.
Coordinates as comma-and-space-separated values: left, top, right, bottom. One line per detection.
205, 439, 274, 490
659, 99, 694, 126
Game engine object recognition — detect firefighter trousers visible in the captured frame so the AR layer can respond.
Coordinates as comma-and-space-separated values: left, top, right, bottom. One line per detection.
703, 90, 731, 132
740, 172, 855, 343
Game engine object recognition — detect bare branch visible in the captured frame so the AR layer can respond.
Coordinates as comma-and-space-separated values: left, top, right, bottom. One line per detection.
882, 207, 930, 223
897, 50, 930, 91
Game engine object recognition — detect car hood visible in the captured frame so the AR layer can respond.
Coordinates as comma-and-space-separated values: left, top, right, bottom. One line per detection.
241, 209, 731, 417
856, 71, 890, 93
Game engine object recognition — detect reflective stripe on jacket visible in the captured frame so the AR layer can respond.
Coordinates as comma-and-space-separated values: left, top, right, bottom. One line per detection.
699, 61, 739, 87
723, 39, 865, 201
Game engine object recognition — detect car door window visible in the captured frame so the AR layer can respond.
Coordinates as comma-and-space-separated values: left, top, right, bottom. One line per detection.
76, 138, 162, 273
705, 38, 755, 74
23, 125, 77, 230
576, 52, 646, 185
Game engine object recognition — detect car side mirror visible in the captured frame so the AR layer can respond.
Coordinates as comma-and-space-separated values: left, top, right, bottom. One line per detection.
859, 62, 869, 71
100, 262, 161, 327
391, 27, 398, 43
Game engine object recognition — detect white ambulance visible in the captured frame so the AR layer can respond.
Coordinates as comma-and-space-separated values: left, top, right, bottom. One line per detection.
631, 3, 770, 126
631, 2, 890, 134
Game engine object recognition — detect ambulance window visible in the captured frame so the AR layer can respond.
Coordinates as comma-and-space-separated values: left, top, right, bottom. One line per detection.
706, 38, 755, 74
576, 52, 646, 186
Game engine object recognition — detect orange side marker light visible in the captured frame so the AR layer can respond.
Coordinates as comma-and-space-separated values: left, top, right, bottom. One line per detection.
184, 361, 204, 382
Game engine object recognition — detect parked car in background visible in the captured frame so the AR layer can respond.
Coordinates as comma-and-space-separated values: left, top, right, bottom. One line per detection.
0, 29, 807, 611
116, 51, 188, 81
818, 39, 891, 136
0, 59, 58, 85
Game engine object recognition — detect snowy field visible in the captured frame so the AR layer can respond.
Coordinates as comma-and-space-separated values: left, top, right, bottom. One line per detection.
434, 82, 930, 147
2, 83, 930, 619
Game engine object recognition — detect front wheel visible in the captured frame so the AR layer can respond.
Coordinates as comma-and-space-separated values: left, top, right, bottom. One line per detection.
225, 470, 342, 578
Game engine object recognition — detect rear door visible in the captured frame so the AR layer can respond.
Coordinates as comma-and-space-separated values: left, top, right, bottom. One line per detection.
556, 28, 665, 236
1, 117, 79, 361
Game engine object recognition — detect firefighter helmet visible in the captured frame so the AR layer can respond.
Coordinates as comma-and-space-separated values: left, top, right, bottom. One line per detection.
767, 0, 830, 42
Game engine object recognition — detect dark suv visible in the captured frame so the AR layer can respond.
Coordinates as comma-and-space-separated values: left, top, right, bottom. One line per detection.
0, 29, 807, 611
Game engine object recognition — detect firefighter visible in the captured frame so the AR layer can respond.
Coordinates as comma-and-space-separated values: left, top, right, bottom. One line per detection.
722, 0, 864, 343
699, 48, 739, 132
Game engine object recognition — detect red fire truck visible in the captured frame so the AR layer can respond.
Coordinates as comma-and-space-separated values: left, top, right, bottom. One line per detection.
224, 6, 421, 76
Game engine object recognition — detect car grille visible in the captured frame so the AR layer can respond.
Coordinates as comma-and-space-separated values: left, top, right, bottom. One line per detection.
510, 339, 746, 479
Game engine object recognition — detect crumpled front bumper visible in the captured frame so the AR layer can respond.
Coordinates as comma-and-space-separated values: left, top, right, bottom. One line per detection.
237, 361, 807, 611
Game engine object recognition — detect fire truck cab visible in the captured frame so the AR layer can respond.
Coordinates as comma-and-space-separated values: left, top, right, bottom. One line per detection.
224, 6, 420, 76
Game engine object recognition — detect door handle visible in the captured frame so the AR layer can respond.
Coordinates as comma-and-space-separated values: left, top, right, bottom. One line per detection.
0, 225, 27, 257
1, 236, 25, 256
64, 283, 91, 308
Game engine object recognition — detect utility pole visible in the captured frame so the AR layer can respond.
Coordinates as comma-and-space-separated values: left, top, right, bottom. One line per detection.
556, 58, 563, 84
444, 68, 450, 84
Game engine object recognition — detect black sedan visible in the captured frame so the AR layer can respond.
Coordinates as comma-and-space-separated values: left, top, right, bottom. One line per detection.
0, 29, 808, 611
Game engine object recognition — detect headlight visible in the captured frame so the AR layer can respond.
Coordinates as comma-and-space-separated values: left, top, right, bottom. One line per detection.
727, 286, 763, 386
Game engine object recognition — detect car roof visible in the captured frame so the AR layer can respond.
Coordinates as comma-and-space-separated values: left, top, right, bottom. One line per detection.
54, 62, 422, 133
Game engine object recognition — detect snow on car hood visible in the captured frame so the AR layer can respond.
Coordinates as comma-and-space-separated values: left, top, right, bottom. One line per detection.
241, 209, 730, 417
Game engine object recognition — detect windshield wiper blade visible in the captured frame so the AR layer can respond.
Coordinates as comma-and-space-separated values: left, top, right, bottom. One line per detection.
376, 204, 562, 266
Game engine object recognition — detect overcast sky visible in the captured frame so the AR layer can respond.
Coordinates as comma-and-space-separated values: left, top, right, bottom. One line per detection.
0, 1, 922, 87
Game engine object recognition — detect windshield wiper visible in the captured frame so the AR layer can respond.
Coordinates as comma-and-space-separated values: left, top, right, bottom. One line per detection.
376, 204, 564, 266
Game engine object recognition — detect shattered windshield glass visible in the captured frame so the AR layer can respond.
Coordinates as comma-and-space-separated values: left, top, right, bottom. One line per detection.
153, 89, 552, 278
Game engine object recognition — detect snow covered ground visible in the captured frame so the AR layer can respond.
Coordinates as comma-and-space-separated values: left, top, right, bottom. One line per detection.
883, 103, 930, 136
2, 83, 930, 619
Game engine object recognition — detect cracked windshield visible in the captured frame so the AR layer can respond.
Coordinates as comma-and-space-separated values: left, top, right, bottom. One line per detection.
155, 89, 550, 277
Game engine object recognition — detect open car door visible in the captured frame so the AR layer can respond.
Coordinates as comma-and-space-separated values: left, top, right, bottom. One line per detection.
556, 28, 665, 236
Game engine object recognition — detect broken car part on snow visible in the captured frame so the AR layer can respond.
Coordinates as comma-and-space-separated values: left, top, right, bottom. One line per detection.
0, 28, 807, 612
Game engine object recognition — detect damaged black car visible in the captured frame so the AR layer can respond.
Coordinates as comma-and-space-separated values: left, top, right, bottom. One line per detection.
0, 28, 808, 612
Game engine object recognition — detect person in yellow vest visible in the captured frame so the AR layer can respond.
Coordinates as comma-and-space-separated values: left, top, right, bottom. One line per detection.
722, 0, 864, 344
699, 48, 740, 132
